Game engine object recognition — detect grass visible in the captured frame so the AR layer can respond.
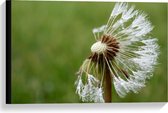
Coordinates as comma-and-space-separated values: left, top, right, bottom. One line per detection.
12, 1, 167, 103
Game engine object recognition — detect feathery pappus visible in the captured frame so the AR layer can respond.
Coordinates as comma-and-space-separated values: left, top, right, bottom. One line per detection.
75, 2, 159, 103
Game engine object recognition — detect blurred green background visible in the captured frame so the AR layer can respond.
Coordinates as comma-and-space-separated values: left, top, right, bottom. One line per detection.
12, 1, 167, 103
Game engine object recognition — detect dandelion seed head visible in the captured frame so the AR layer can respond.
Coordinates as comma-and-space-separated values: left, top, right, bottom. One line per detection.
75, 2, 159, 102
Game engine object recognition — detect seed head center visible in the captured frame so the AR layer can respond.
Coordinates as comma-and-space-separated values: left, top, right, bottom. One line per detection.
91, 41, 107, 54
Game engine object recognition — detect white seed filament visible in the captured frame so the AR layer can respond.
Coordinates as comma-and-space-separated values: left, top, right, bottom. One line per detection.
91, 41, 107, 54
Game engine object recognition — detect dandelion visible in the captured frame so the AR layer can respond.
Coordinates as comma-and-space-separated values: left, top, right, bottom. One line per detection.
75, 2, 159, 103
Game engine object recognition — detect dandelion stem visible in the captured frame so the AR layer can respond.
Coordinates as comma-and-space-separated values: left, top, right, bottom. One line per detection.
104, 67, 112, 102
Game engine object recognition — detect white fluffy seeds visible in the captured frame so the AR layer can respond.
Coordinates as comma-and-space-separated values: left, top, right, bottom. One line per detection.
75, 2, 159, 102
